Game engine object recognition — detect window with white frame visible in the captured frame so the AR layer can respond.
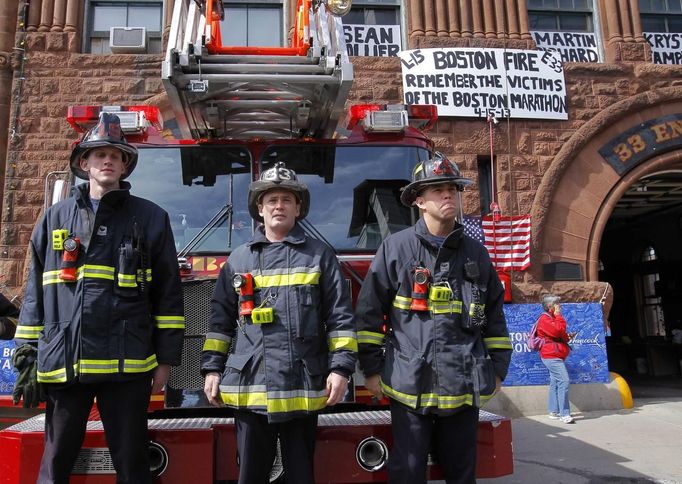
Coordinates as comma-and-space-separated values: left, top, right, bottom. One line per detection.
640, 0, 682, 32
343, 0, 402, 57
527, 0, 594, 32
220, 0, 283, 47
87, 1, 162, 54
528, 0, 600, 63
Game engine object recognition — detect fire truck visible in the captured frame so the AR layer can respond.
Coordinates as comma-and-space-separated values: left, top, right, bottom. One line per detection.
0, 0, 512, 482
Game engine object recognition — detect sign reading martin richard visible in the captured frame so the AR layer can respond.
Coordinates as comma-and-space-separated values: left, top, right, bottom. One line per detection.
531, 31, 600, 63
598, 114, 682, 175
502, 303, 609, 387
399, 48, 567, 120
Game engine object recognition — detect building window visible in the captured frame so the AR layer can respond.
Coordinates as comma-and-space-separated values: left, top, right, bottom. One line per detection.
220, 1, 283, 46
343, 0, 402, 57
87, 1, 162, 54
477, 156, 493, 216
640, 0, 682, 33
527, 0, 594, 32
641, 245, 658, 262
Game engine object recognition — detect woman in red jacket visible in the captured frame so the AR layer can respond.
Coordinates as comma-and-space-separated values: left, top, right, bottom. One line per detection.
538, 295, 575, 424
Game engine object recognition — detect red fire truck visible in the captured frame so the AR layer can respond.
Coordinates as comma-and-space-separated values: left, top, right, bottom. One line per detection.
0, 0, 512, 482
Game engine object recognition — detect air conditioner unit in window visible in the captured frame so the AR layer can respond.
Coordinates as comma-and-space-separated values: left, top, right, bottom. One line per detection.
110, 27, 146, 54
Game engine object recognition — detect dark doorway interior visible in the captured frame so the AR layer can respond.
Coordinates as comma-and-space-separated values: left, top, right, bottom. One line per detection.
599, 171, 682, 388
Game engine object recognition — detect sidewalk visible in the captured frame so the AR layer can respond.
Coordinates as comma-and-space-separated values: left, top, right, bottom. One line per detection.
475, 397, 682, 484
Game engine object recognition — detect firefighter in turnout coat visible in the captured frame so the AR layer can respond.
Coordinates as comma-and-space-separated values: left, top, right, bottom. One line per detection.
202, 162, 357, 484
356, 153, 512, 484
14, 112, 185, 484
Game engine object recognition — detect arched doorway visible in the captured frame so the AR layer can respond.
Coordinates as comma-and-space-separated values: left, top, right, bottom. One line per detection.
531, 89, 682, 389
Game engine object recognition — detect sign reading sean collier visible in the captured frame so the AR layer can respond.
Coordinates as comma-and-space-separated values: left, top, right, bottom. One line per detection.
399, 47, 568, 120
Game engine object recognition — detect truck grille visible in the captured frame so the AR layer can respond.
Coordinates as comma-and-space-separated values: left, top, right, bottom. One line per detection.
167, 279, 216, 391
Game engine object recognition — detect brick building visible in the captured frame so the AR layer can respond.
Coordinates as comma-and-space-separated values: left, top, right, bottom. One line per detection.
2, 0, 682, 378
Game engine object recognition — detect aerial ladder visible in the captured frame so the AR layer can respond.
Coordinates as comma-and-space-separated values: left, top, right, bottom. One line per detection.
162, 0, 353, 140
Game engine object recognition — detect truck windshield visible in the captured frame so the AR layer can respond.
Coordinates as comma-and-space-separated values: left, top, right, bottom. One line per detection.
126, 146, 252, 254
262, 144, 430, 251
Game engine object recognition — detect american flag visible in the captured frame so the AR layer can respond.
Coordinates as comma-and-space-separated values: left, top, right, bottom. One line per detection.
462, 215, 531, 270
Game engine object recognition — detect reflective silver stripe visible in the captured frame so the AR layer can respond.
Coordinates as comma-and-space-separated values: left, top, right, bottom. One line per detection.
252, 266, 321, 277
220, 384, 268, 393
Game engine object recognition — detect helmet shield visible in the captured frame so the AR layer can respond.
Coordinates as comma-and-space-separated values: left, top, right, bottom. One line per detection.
70, 112, 139, 180
400, 152, 473, 206
248, 162, 310, 222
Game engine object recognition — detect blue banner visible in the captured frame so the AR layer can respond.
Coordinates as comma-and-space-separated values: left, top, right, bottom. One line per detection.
0, 340, 16, 395
502, 303, 609, 386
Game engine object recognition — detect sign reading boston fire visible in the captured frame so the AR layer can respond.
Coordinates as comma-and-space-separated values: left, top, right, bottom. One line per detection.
399, 47, 567, 120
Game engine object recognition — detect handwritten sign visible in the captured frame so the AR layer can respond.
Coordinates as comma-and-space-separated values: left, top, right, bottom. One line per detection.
532, 31, 600, 63
0, 340, 16, 395
399, 47, 567, 120
644, 32, 682, 65
598, 114, 682, 175
502, 303, 609, 386
344, 24, 401, 57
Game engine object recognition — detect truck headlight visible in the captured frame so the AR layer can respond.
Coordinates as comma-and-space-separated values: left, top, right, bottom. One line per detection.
323, 0, 352, 17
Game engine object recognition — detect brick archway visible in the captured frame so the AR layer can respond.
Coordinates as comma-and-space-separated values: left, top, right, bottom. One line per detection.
531, 86, 682, 282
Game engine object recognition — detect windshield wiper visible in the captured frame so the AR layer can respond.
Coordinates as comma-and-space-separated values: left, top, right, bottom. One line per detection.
178, 204, 233, 258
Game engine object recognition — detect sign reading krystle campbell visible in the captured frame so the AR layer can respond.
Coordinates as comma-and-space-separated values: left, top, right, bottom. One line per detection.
399, 47, 568, 120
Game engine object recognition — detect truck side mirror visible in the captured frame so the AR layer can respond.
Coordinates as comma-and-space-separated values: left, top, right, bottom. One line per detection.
44, 171, 72, 209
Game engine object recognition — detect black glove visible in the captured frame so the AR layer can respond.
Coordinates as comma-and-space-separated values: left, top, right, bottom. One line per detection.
11, 344, 46, 408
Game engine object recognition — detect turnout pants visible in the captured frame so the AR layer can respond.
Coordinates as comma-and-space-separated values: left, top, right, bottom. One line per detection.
234, 410, 318, 484
38, 376, 153, 484
388, 401, 479, 484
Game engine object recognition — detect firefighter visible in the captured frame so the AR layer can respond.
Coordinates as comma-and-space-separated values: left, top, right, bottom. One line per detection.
202, 162, 357, 484
13, 112, 185, 484
356, 153, 513, 484
0, 292, 19, 340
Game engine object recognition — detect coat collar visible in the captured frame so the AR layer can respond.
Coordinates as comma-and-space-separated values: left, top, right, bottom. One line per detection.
73, 181, 131, 207
247, 223, 307, 247
414, 217, 464, 251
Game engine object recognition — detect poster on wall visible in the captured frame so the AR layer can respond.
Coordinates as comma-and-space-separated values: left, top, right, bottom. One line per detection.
344, 24, 401, 57
399, 47, 568, 120
643, 32, 682, 64
502, 303, 610, 387
0, 340, 16, 396
531, 31, 600, 63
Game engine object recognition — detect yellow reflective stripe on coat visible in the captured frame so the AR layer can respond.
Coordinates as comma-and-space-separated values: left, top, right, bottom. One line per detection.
358, 330, 385, 346
137, 268, 152, 282
37, 367, 67, 383
14, 324, 44, 340
124, 355, 158, 373
42, 270, 63, 285
380, 381, 418, 407
154, 315, 186, 329
327, 330, 358, 352
392, 295, 412, 310
79, 359, 119, 374
81, 265, 115, 280
420, 392, 473, 409
203, 338, 230, 354
254, 271, 320, 288
469, 303, 485, 316
430, 300, 463, 314
42, 265, 116, 285
484, 336, 513, 350
117, 273, 138, 287
392, 295, 463, 314
220, 387, 328, 413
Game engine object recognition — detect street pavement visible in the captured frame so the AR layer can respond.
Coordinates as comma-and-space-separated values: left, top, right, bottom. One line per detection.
475, 397, 682, 484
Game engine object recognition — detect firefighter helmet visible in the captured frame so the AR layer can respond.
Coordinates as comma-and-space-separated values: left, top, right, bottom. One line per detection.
400, 152, 472, 207
248, 162, 310, 222
70, 112, 138, 180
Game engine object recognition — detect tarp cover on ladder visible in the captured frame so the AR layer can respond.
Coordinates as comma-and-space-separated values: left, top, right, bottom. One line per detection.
162, 0, 353, 140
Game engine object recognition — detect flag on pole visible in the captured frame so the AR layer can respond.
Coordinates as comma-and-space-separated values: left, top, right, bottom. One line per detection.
481, 215, 531, 270
462, 215, 485, 245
